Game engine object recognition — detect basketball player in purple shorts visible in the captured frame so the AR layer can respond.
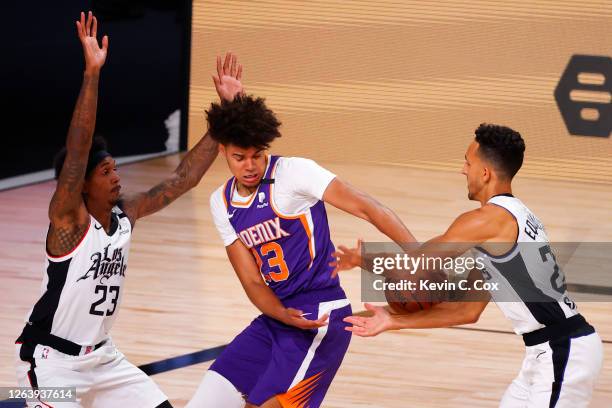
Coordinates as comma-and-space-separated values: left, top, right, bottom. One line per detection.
186, 68, 416, 407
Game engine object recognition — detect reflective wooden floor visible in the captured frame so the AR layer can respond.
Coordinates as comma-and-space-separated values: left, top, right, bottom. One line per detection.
1, 155, 610, 407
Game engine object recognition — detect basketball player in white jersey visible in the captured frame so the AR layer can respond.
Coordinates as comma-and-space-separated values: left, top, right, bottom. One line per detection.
336, 124, 603, 407
14, 12, 243, 407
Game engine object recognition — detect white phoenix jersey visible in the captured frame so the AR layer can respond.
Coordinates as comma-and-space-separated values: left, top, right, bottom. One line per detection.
475, 194, 578, 335
26, 206, 131, 346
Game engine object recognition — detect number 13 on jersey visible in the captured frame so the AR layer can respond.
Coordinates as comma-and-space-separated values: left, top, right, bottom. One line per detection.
252, 242, 290, 283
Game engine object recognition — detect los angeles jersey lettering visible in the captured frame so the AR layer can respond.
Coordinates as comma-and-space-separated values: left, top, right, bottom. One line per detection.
223, 156, 338, 299
25, 206, 131, 346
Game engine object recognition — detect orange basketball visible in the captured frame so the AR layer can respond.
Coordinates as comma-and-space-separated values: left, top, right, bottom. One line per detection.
384, 276, 443, 313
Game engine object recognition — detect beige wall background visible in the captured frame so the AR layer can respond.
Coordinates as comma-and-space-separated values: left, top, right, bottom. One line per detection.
189, 0, 612, 184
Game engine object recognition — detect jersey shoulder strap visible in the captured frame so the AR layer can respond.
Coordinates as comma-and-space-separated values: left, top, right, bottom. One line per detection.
112, 205, 127, 217
488, 195, 547, 242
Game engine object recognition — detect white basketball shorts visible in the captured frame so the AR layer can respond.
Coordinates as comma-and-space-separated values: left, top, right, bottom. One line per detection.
15, 339, 167, 408
500, 332, 603, 408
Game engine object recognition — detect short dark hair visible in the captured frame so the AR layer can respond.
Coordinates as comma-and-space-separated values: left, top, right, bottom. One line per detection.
474, 123, 525, 179
53, 136, 109, 180
206, 94, 281, 149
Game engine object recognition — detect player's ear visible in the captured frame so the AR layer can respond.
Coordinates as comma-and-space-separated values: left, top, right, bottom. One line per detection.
482, 165, 491, 183
218, 144, 226, 155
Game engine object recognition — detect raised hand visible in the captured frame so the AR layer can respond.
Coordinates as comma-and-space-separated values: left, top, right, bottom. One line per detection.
76, 11, 108, 73
282, 307, 329, 330
343, 303, 393, 337
330, 239, 363, 278
212, 52, 244, 102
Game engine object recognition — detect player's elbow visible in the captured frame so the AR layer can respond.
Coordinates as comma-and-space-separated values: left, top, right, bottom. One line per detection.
446, 301, 483, 325
355, 206, 373, 223
240, 273, 267, 295
356, 196, 386, 224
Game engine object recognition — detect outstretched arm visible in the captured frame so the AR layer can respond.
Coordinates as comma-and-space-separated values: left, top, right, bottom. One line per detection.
341, 206, 516, 336
323, 178, 417, 247
333, 205, 510, 274
344, 268, 491, 337
119, 133, 218, 223
47, 11, 108, 256
120, 52, 244, 224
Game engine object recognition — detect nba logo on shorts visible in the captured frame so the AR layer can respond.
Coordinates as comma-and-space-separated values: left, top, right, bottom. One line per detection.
42, 347, 49, 359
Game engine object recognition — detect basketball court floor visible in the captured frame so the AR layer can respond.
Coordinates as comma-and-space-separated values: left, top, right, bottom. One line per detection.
1, 155, 610, 407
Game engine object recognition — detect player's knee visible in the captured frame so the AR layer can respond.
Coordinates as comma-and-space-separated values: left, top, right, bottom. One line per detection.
185, 370, 245, 408
155, 401, 173, 408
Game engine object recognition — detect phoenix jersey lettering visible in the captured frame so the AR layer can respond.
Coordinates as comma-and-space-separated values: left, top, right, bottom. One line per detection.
211, 156, 339, 299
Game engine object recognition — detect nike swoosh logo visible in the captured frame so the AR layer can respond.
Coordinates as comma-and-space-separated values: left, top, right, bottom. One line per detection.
94, 224, 102, 230
228, 211, 237, 219
536, 351, 546, 359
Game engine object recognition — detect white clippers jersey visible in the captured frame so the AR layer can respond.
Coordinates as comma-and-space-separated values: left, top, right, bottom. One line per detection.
475, 195, 578, 335
26, 206, 131, 345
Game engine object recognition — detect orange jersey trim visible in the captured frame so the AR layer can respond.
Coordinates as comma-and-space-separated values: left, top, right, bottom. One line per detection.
230, 179, 258, 208
221, 179, 230, 210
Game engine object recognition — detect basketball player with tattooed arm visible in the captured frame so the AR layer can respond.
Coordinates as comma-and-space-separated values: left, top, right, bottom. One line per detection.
335, 124, 603, 407
14, 12, 243, 408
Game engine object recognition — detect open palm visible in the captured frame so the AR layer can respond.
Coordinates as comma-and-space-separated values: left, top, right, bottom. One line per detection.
213, 52, 244, 102
343, 303, 393, 337
76, 11, 108, 72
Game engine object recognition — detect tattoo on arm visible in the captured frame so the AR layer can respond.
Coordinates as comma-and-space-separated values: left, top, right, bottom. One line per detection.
46, 222, 89, 256
47, 73, 100, 254
174, 131, 218, 190
49, 73, 100, 221
145, 176, 188, 211
122, 133, 219, 221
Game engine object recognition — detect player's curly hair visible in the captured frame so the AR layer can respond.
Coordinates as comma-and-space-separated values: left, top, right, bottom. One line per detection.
206, 94, 281, 149
53, 136, 109, 180
474, 123, 525, 179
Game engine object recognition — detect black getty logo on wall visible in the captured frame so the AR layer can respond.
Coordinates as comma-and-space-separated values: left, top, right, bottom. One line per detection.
554, 55, 611, 138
